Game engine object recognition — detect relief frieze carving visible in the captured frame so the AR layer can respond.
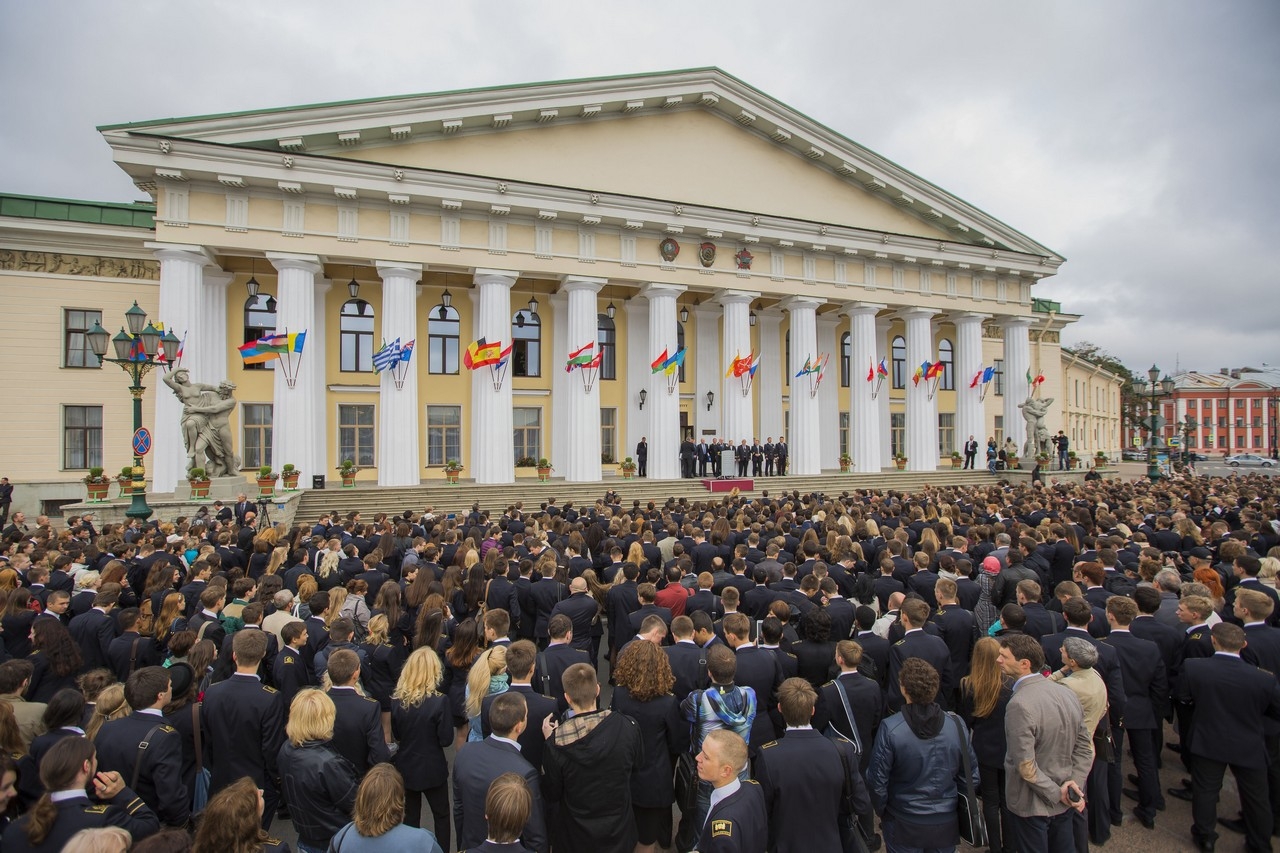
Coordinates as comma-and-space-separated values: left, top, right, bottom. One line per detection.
0, 250, 160, 280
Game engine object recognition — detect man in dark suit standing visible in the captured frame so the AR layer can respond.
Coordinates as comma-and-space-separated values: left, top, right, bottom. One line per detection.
665, 616, 709, 704
696, 730, 768, 853
233, 493, 253, 527
750, 440, 764, 477
549, 578, 599, 663
697, 440, 710, 477
1234, 589, 1280, 838
481, 641, 557, 774
811, 639, 883, 847
326, 649, 391, 776
1104, 596, 1168, 829
536, 616, 591, 715
963, 434, 979, 469
763, 438, 776, 477
605, 564, 641, 664
735, 440, 750, 477
774, 439, 788, 476
454, 691, 549, 853
635, 437, 648, 478
1178, 623, 1280, 853
885, 599, 953, 713
68, 584, 121, 672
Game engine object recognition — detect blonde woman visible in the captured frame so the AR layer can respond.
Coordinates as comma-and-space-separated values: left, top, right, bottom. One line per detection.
391, 647, 454, 846
325, 587, 349, 630
84, 683, 130, 741
278, 690, 358, 852
262, 545, 288, 577
465, 645, 509, 743
360, 614, 403, 744
316, 543, 342, 591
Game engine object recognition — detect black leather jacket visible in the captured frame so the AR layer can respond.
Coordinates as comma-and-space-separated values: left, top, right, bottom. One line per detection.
277, 740, 359, 847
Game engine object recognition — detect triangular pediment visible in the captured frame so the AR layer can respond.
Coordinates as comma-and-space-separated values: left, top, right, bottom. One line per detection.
100, 69, 1060, 259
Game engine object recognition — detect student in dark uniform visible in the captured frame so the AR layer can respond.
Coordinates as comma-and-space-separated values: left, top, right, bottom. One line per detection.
886, 599, 953, 713
466, 771, 539, 853
756, 678, 868, 853
534, 615, 591, 715
92, 667, 188, 828
1177, 623, 1280, 853
202, 629, 285, 828
2, 735, 159, 853
326, 649, 391, 777
694, 730, 767, 853
273, 622, 312, 718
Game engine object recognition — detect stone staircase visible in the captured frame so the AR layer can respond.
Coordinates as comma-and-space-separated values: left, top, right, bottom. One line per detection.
290, 468, 999, 523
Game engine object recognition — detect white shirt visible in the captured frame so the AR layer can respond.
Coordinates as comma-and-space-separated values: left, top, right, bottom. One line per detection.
705, 777, 741, 827
491, 734, 521, 750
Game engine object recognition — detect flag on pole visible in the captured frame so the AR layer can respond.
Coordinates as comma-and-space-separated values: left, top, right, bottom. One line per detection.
463, 338, 504, 370
1034, 372, 1045, 386
288, 331, 306, 354
867, 359, 876, 383
565, 342, 595, 372
970, 369, 984, 389
877, 358, 889, 377
238, 338, 280, 365
982, 366, 995, 384
651, 349, 669, 373
912, 361, 929, 386
926, 360, 945, 380
662, 348, 687, 375
494, 342, 514, 370
372, 338, 402, 372
399, 340, 415, 363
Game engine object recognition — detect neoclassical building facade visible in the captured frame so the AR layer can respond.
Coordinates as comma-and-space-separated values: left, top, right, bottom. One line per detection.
2, 69, 1113, 512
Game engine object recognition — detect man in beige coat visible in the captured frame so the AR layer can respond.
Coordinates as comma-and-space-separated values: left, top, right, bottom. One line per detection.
1051, 636, 1112, 845
999, 634, 1094, 852
0, 660, 46, 750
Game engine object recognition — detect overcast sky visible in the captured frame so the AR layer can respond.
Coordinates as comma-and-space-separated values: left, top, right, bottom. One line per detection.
2, 1, 1277, 376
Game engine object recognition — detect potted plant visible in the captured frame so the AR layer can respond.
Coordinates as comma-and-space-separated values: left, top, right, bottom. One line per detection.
443, 459, 463, 484
950, 450, 963, 469
281, 463, 300, 490
839, 452, 852, 473
1094, 451, 1108, 466
337, 459, 358, 488
117, 465, 136, 497
1036, 452, 1051, 468
536, 457, 553, 482
515, 456, 537, 468
620, 456, 637, 479
256, 464, 279, 498
1067, 450, 1079, 469
601, 452, 615, 465
894, 453, 907, 471
188, 467, 211, 499
84, 467, 111, 501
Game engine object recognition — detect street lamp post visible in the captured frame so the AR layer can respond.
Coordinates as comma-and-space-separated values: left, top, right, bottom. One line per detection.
1132, 364, 1175, 481
83, 302, 178, 521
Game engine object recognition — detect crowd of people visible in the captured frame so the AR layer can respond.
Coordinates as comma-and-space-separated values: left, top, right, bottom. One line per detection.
0, 468, 1277, 853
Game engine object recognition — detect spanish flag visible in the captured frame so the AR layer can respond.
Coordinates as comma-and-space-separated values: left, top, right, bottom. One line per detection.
464, 338, 504, 370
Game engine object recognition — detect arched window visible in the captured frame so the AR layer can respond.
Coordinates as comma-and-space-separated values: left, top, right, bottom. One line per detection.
597, 314, 616, 380
428, 304, 460, 375
243, 295, 277, 371
840, 331, 851, 387
511, 309, 540, 377
938, 338, 954, 391
785, 330, 790, 386
892, 335, 906, 389
340, 299, 374, 372
676, 322, 686, 383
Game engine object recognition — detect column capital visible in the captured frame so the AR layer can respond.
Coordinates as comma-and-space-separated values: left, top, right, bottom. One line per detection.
202, 269, 234, 290
1001, 314, 1034, 329
947, 311, 991, 325
266, 252, 323, 276
894, 306, 939, 321
840, 301, 887, 319
714, 289, 757, 307
146, 242, 218, 267
638, 282, 686, 299
375, 260, 423, 279
558, 275, 606, 294
473, 268, 521, 286
778, 295, 823, 312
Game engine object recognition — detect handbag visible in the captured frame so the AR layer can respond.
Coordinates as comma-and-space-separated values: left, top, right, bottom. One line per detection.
191, 702, 211, 815
949, 712, 988, 847
673, 690, 703, 813
1092, 717, 1116, 764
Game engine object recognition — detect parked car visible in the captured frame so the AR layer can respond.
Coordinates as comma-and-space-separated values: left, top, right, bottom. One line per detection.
1121, 449, 1148, 461
1225, 453, 1274, 468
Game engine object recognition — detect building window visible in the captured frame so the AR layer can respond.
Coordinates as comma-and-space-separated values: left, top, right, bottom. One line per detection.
993, 359, 1005, 396
64, 405, 103, 469
243, 295, 277, 371
839, 412, 849, 456
1219, 417, 1227, 428
1237, 435, 1247, 449
513, 407, 541, 461
512, 309, 541, 377
597, 314, 616, 380
427, 405, 460, 465
890, 412, 905, 457
891, 336, 906, 389
676, 322, 686, 382
64, 309, 102, 368
1254, 417, 1263, 428
840, 332, 851, 387
1219, 435, 1228, 448
994, 415, 1004, 447
1188, 435, 1197, 448
938, 413, 955, 455
241, 403, 273, 469
937, 339, 954, 390
1237, 398, 1246, 409
601, 408, 617, 463
1255, 435, 1264, 448
338, 404, 375, 467
340, 299, 375, 372
428, 305, 460, 375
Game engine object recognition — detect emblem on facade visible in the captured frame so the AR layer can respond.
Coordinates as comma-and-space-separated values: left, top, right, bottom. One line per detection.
698, 242, 716, 268
734, 248, 753, 270
659, 238, 680, 263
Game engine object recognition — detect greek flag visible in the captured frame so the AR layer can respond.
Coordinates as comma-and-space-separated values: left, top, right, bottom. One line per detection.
372, 338, 402, 372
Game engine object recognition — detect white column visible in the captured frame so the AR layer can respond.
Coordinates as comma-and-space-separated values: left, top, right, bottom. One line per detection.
624, 296, 649, 465
718, 291, 756, 443
876, 318, 893, 467
200, 270, 232, 388
781, 296, 822, 475
470, 269, 518, 484
376, 262, 422, 486
757, 310, 784, 444
549, 293, 570, 477
952, 313, 988, 456
561, 276, 605, 482
639, 282, 685, 480
267, 253, 324, 486
842, 303, 885, 473
1002, 316, 1033, 459
149, 243, 217, 493
817, 315, 840, 470
695, 304, 721, 439
903, 308, 940, 471
310, 279, 331, 482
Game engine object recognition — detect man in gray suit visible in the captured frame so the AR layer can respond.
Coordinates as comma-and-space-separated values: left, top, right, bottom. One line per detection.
998, 634, 1093, 852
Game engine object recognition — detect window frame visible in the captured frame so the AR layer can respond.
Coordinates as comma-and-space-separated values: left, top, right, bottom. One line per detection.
511, 309, 541, 378
513, 406, 542, 462
597, 314, 616, 381
241, 403, 273, 470
337, 403, 376, 468
63, 405, 103, 470
937, 338, 954, 391
426, 405, 461, 466
243, 295, 278, 371
339, 298, 375, 373
891, 336, 906, 389
63, 309, 103, 369
428, 305, 461, 375
839, 332, 851, 387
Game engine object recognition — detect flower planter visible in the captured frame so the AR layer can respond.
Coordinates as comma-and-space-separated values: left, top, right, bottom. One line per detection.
894, 459, 907, 470
117, 478, 134, 497
257, 477, 277, 498
536, 466, 552, 482
621, 469, 636, 479
282, 473, 300, 490
839, 462, 851, 473
341, 473, 358, 488
950, 457, 963, 469
86, 482, 110, 501
444, 471, 461, 484
189, 480, 211, 499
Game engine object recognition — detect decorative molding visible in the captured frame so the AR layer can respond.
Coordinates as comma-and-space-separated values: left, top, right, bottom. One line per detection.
537, 210, 558, 221
623, 100, 645, 113
538, 109, 558, 123
337, 131, 361, 146
225, 194, 248, 232
806, 146, 825, 160
489, 204, 510, 216
489, 219, 508, 255
277, 181, 304, 194
700, 92, 720, 107
580, 104, 601, 118
771, 128, 792, 143
736, 109, 756, 125
441, 215, 460, 250
337, 206, 358, 242
580, 214, 601, 226
0, 250, 159, 280
389, 125, 412, 140
389, 210, 409, 246
155, 167, 187, 182
387, 193, 410, 205
492, 114, 512, 128
334, 187, 359, 200
441, 119, 462, 133
277, 137, 304, 151
217, 174, 245, 187
534, 224, 553, 259
836, 162, 857, 176
282, 198, 305, 237
440, 199, 462, 211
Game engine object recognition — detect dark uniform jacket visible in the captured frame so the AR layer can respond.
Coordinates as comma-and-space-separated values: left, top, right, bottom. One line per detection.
697, 779, 768, 853
1178, 652, 1280, 767
550, 593, 599, 656
328, 685, 391, 775
886, 629, 953, 712
453, 737, 549, 853
854, 630, 890, 687
94, 711, 189, 826
756, 729, 869, 853
481, 684, 558, 773
272, 645, 312, 714
1, 790, 159, 853
533, 643, 591, 714
202, 672, 284, 790
105, 631, 162, 683
665, 641, 709, 703
812, 670, 884, 770
733, 645, 786, 745
1103, 629, 1169, 728
68, 607, 117, 671
391, 692, 454, 791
